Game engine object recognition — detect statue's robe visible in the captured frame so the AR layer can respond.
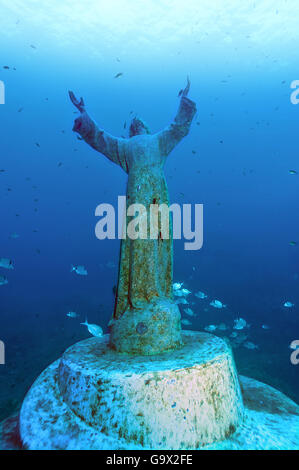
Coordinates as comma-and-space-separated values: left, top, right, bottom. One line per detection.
76, 96, 196, 319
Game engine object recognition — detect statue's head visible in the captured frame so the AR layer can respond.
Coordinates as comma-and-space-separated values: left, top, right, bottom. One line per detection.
129, 117, 151, 137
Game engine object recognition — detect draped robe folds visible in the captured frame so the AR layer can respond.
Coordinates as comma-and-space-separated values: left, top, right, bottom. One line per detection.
75, 97, 196, 320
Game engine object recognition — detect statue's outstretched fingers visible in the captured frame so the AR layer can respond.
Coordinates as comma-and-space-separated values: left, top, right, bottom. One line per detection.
68, 91, 85, 112
69, 90, 77, 105
182, 76, 190, 97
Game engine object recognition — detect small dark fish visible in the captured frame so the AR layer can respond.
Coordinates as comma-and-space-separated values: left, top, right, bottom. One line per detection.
35, 142, 40, 148
18, 107, 23, 113
58, 162, 62, 167
30, 44, 37, 49
0, 169, 5, 172
289, 170, 297, 175
3, 66, 9, 69
77, 136, 83, 140
114, 72, 123, 79
36, 249, 41, 254
178, 89, 183, 97
112, 285, 117, 296
123, 121, 126, 129
192, 150, 196, 154
289, 241, 297, 246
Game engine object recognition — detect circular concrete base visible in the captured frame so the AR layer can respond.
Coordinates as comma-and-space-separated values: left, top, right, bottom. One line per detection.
57, 331, 243, 448
16, 331, 299, 450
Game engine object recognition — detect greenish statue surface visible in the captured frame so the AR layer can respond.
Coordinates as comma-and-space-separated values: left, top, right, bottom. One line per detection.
69, 80, 196, 355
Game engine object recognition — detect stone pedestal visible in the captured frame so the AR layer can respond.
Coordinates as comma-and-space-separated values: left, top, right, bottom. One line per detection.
58, 331, 243, 448
16, 331, 299, 450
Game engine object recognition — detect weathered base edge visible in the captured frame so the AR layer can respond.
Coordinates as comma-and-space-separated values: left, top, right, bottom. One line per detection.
1, 374, 299, 450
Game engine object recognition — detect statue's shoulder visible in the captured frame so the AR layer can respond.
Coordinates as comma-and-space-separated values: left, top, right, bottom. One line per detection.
128, 134, 154, 143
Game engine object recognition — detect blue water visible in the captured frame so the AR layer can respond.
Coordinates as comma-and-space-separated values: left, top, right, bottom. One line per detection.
0, 1, 299, 421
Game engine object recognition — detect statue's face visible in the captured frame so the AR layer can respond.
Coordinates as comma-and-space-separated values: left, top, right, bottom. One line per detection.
129, 118, 151, 137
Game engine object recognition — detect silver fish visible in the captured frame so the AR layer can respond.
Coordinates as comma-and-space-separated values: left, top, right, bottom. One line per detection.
81, 319, 103, 337
0, 275, 8, 286
71, 265, 88, 276
0, 258, 14, 270
67, 311, 79, 318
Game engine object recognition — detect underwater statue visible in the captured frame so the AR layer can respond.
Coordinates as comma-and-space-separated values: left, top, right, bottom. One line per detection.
69, 79, 196, 354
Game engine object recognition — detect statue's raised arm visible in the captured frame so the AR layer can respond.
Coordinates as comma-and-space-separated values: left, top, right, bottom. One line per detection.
69, 91, 126, 172
157, 77, 197, 157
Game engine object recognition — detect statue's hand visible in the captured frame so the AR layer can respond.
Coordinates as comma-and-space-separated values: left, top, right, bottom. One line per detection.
73, 115, 84, 133
69, 90, 85, 113
182, 76, 190, 97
